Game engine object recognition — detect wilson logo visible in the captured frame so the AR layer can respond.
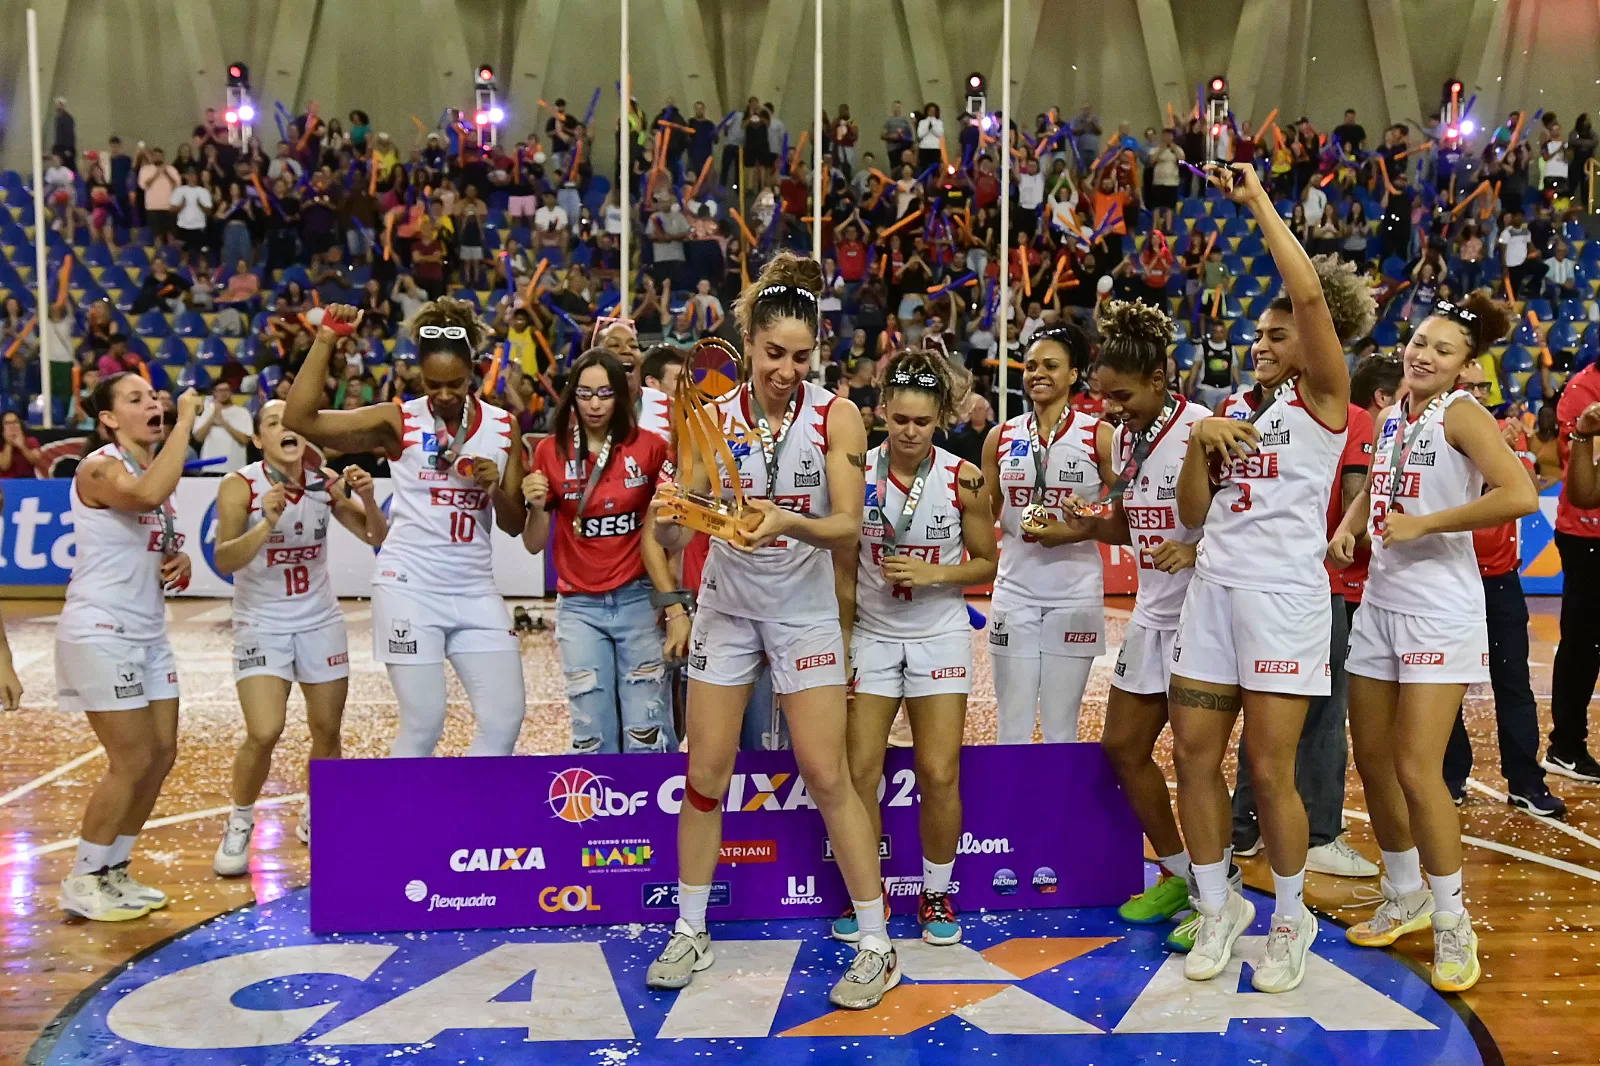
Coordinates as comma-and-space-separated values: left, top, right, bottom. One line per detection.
795, 652, 837, 671
1402, 652, 1445, 665
1254, 660, 1300, 674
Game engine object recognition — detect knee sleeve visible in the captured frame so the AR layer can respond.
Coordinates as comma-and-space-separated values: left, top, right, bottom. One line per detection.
1039, 656, 1094, 743
452, 651, 528, 756
387, 663, 449, 758
992, 655, 1043, 745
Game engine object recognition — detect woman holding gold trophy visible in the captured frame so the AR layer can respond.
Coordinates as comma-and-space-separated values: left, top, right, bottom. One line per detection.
981, 324, 1117, 744
644, 253, 897, 1011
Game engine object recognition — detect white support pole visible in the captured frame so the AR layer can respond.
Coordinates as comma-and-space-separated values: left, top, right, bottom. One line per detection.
812, 0, 824, 371
28, 8, 52, 428
996, 0, 1011, 427
619, 0, 631, 318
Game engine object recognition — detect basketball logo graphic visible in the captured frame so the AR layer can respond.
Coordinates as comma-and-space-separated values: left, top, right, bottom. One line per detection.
548, 767, 605, 823
405, 879, 428, 902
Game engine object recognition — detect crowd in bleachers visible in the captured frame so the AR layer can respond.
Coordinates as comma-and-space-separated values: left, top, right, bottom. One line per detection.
4, 95, 1598, 477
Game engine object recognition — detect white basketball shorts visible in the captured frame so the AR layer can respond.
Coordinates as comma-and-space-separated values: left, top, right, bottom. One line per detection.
56, 637, 180, 713
371, 584, 518, 665
687, 605, 847, 695
1172, 574, 1331, 697
1111, 622, 1178, 696
233, 621, 351, 684
851, 630, 973, 699
986, 601, 1105, 659
1345, 603, 1491, 685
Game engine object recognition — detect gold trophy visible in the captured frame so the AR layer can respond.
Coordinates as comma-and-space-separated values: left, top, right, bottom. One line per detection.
657, 338, 765, 543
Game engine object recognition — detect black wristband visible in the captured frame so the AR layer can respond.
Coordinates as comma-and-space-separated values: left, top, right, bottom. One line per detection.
650, 589, 695, 611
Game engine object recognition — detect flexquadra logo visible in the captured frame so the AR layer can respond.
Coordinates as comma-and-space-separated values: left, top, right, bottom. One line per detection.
547, 768, 648, 824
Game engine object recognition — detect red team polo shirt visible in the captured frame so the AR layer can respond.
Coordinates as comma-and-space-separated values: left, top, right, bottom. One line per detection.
533, 429, 668, 595
1557, 363, 1600, 538
1472, 419, 1537, 578
1327, 404, 1374, 602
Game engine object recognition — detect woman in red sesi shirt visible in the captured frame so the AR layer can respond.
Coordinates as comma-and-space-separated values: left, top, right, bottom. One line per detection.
523, 348, 689, 753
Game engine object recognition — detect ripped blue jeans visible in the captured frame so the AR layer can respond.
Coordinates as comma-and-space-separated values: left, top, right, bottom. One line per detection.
556, 579, 676, 753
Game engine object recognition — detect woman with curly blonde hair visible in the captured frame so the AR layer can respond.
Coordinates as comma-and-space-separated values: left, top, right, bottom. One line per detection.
1168, 163, 1376, 994
284, 299, 530, 757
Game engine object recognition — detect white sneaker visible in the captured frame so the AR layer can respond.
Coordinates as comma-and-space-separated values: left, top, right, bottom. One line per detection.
296, 801, 311, 845
104, 864, 169, 910
1184, 889, 1255, 981
59, 873, 151, 922
214, 817, 254, 877
828, 935, 901, 1009
646, 918, 714, 990
1251, 910, 1318, 993
1306, 838, 1380, 878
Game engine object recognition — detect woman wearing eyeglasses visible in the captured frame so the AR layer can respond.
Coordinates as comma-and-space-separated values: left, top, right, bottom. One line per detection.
1329, 294, 1536, 993
284, 300, 531, 757
980, 323, 1117, 745
522, 348, 686, 753
838, 348, 998, 948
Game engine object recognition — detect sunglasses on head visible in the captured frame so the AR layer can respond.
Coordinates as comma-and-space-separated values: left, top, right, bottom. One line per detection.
574, 386, 616, 401
887, 369, 942, 390
418, 325, 469, 340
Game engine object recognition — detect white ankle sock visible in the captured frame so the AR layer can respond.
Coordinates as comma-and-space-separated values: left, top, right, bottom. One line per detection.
230, 804, 255, 825
678, 882, 711, 933
853, 895, 887, 942
1382, 848, 1424, 895
1224, 845, 1235, 871
1158, 850, 1191, 882
1272, 867, 1305, 923
922, 857, 954, 895
1429, 869, 1465, 915
1193, 858, 1229, 912
109, 834, 137, 868
72, 840, 113, 878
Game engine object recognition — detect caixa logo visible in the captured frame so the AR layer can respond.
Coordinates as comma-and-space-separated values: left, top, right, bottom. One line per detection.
449, 847, 546, 872
199, 498, 232, 585
547, 768, 649, 824
781, 876, 823, 906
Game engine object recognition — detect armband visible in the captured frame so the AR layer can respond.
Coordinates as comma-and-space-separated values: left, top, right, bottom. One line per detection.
651, 589, 696, 611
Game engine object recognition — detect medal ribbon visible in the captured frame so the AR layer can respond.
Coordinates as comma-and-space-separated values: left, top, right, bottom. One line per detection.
1385, 393, 1448, 511
431, 396, 483, 471
749, 385, 800, 499
118, 447, 178, 554
874, 448, 933, 554
571, 421, 614, 536
1099, 393, 1180, 503
1028, 407, 1069, 506
263, 460, 334, 498
1246, 378, 1297, 426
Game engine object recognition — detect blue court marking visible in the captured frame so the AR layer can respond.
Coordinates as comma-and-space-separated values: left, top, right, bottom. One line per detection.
32, 880, 1495, 1066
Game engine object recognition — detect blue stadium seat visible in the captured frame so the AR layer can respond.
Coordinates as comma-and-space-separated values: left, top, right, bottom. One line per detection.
1564, 220, 1586, 241
1172, 341, 1198, 370
1189, 216, 1219, 237
449, 289, 481, 308
83, 243, 115, 269
1222, 217, 1252, 238
279, 264, 311, 287
1525, 299, 1553, 322
1500, 345, 1533, 373
135, 310, 170, 337
1381, 256, 1408, 280
1501, 373, 1524, 402
1372, 321, 1400, 347
1229, 319, 1258, 345
1170, 318, 1190, 344
1576, 346, 1598, 372
173, 311, 209, 338
1525, 370, 1546, 405
393, 336, 418, 361
1546, 321, 1577, 350
1179, 199, 1208, 220
197, 336, 233, 365
157, 335, 190, 363
1250, 256, 1279, 279
1232, 275, 1262, 298
117, 246, 150, 270
1222, 254, 1246, 276
257, 364, 283, 394
1512, 319, 1540, 345
1559, 298, 1587, 322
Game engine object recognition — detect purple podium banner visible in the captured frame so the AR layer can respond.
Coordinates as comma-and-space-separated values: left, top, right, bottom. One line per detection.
309, 743, 1143, 933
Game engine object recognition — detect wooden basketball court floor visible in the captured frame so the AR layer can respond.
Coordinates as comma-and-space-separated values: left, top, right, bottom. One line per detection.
0, 595, 1596, 1065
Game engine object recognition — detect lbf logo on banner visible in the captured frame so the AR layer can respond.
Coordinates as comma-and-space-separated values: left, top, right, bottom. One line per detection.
547, 767, 649, 823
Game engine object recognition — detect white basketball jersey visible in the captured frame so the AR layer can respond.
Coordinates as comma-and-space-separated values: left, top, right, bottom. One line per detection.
638, 386, 672, 443
993, 409, 1106, 609
1194, 381, 1347, 595
1117, 397, 1210, 630
375, 396, 514, 596
855, 444, 969, 640
698, 381, 839, 623
228, 462, 342, 633
1364, 392, 1486, 619
1218, 387, 1257, 420
58, 444, 181, 644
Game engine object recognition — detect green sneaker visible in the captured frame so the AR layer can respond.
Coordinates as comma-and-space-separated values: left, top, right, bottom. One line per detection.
1166, 907, 1202, 953
1118, 874, 1191, 924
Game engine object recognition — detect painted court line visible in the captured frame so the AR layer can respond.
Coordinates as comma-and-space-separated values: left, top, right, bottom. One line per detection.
0, 792, 307, 868
0, 747, 105, 808
1464, 776, 1600, 853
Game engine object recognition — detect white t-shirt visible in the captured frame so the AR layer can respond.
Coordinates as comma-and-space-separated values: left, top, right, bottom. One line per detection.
1500, 226, 1531, 268
534, 205, 569, 235
1152, 145, 1184, 187
198, 399, 254, 473
603, 204, 624, 235
1017, 172, 1045, 210
1545, 139, 1569, 179
1302, 183, 1328, 224
917, 116, 945, 149
44, 164, 75, 197
171, 186, 214, 231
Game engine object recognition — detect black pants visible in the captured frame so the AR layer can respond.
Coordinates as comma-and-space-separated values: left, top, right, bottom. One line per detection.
720, 144, 742, 190
1443, 571, 1547, 794
1550, 532, 1600, 755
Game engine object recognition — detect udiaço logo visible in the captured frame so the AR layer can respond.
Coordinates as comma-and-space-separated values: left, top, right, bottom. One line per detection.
993, 868, 1019, 895
547, 767, 649, 824
781, 875, 824, 905
37, 886, 1491, 1065
199, 497, 233, 585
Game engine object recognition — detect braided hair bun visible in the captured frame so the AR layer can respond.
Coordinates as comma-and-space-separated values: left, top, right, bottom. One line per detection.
1311, 254, 1377, 344
1455, 291, 1516, 354
735, 251, 824, 337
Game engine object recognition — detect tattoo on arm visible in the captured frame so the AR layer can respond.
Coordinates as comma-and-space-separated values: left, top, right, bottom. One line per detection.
959, 473, 986, 492
846, 451, 867, 471
1169, 686, 1241, 713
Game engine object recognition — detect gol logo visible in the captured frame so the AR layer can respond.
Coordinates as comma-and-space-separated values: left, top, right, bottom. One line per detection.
548, 768, 648, 824
539, 885, 600, 913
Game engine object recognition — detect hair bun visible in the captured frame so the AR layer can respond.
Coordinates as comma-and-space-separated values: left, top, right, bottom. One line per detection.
1099, 299, 1173, 347
756, 251, 824, 296
1311, 254, 1377, 344
1460, 292, 1515, 350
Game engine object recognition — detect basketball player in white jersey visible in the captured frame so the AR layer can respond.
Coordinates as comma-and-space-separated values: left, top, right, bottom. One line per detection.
645, 253, 894, 1010
638, 345, 684, 442
980, 324, 1116, 743
1169, 162, 1376, 993
1329, 295, 1534, 992
211, 400, 388, 875
283, 301, 530, 756
1057, 302, 1215, 932
838, 348, 997, 947
56, 375, 202, 921
597, 320, 673, 442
